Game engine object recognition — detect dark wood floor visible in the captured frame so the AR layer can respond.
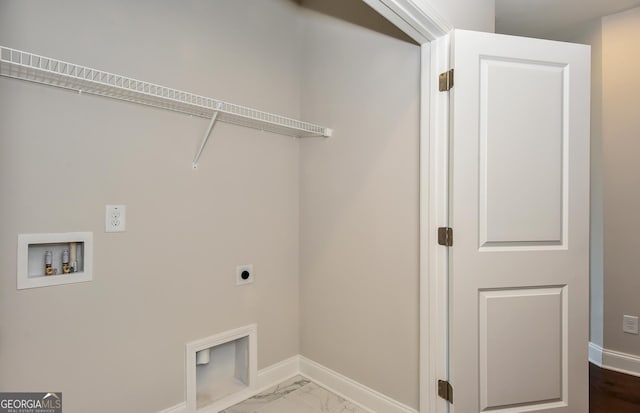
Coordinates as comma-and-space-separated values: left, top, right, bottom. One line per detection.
591, 363, 640, 412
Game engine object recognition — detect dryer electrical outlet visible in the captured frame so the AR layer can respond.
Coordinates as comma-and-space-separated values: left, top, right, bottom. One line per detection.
236, 265, 254, 286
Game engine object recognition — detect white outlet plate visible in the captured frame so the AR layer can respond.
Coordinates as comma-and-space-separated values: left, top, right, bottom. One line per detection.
236, 264, 254, 286
105, 205, 126, 232
623, 315, 639, 335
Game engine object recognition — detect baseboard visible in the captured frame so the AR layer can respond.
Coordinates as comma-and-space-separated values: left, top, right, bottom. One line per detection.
159, 355, 416, 413
601, 347, 640, 378
254, 355, 301, 393
157, 402, 187, 413
157, 355, 300, 413
298, 356, 418, 413
589, 342, 603, 366
590, 341, 640, 378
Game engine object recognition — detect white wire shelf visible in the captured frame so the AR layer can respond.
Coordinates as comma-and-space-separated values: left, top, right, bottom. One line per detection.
0, 46, 333, 141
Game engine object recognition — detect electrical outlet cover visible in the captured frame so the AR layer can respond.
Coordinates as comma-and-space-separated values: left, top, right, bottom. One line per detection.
236, 264, 254, 286
623, 315, 639, 335
105, 205, 126, 233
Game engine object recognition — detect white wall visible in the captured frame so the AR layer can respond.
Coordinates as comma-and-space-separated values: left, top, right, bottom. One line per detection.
601, 6, 640, 357
0, 1, 302, 412
299, 1, 421, 408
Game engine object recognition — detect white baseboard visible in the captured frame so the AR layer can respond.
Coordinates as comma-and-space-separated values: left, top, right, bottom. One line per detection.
590, 341, 640, 378
589, 342, 603, 366
157, 355, 300, 413
602, 347, 640, 378
157, 402, 187, 413
254, 355, 301, 394
158, 354, 415, 413
298, 356, 418, 413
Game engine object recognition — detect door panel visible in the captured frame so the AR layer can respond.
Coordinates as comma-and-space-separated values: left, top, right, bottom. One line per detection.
479, 287, 565, 410
450, 30, 590, 413
480, 59, 565, 247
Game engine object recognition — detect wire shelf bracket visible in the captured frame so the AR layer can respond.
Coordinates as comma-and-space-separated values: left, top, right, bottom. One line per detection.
0, 45, 333, 168
192, 103, 221, 169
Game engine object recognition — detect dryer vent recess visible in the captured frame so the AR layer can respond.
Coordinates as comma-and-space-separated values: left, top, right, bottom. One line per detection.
236, 264, 254, 285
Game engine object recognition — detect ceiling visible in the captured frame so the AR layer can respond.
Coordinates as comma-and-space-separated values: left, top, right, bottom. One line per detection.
496, 0, 640, 38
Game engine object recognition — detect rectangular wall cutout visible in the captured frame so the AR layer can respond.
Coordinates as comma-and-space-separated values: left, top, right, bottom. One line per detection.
186, 324, 257, 413
17, 232, 93, 289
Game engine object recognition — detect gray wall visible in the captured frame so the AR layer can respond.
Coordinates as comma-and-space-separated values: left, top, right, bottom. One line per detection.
0, 1, 303, 412
299, 1, 421, 408
601, 6, 640, 356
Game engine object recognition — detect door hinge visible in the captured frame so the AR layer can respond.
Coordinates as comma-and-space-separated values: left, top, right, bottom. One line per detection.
438, 379, 453, 403
439, 69, 454, 91
437, 227, 453, 246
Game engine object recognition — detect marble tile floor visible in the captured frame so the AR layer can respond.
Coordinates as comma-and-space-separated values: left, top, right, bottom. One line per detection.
221, 375, 370, 413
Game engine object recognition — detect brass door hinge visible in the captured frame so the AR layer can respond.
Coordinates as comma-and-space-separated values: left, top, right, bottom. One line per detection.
439, 69, 454, 91
438, 227, 453, 247
438, 379, 453, 403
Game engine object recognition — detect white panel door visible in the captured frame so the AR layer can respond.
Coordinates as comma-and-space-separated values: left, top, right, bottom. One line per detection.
449, 30, 590, 413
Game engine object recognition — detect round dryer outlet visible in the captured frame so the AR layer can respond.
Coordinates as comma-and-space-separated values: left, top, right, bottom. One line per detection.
236, 264, 254, 285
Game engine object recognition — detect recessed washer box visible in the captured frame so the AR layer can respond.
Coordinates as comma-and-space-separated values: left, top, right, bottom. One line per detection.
186, 324, 257, 413
17, 232, 93, 290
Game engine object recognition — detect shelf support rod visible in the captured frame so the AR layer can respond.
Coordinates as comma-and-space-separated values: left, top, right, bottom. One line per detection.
192, 104, 221, 169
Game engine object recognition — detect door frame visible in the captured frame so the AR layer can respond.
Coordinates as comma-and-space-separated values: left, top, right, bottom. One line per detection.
360, 1, 451, 412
